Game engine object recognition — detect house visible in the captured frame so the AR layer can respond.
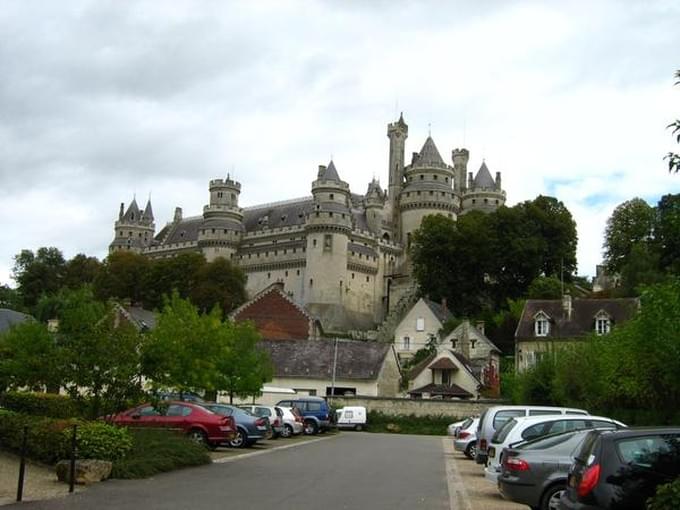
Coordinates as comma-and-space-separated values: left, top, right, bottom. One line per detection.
113, 303, 157, 331
393, 297, 453, 361
441, 320, 501, 396
0, 308, 32, 334
230, 282, 323, 340
405, 349, 482, 400
515, 294, 639, 372
256, 338, 401, 399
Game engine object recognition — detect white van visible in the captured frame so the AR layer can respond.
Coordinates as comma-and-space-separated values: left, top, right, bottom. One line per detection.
474, 405, 589, 464
336, 406, 367, 430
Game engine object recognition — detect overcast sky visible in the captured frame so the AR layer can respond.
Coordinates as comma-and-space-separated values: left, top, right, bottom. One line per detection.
2, 0, 679, 287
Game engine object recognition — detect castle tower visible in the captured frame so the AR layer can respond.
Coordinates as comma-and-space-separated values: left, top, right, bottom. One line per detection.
109, 197, 155, 253
461, 161, 506, 214
386, 113, 408, 241
304, 161, 353, 330
365, 178, 385, 235
452, 148, 470, 193
399, 136, 459, 251
198, 175, 245, 262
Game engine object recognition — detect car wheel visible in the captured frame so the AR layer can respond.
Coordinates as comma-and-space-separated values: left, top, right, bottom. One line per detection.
541, 484, 566, 510
355, 424, 363, 431
187, 428, 208, 447
465, 441, 477, 460
304, 420, 318, 435
281, 424, 293, 438
229, 428, 248, 448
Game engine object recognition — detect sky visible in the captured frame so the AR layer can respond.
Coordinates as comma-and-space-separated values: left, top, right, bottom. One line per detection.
1, 0, 679, 287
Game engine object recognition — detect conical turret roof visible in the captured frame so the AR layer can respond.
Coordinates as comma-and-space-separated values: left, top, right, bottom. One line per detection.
473, 161, 495, 188
320, 160, 341, 181
366, 178, 383, 196
142, 199, 154, 222
122, 198, 141, 222
415, 136, 445, 167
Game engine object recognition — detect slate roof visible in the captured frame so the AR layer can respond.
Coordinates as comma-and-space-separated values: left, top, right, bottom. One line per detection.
122, 198, 141, 222
405, 352, 437, 381
142, 200, 154, 221
413, 136, 446, 167
423, 298, 454, 324
0, 308, 32, 334
201, 218, 246, 232
348, 242, 377, 258
428, 357, 458, 370
408, 383, 473, 399
242, 198, 314, 231
473, 162, 495, 189
259, 339, 391, 380
163, 217, 204, 244
366, 179, 383, 196
320, 161, 341, 181
515, 298, 639, 340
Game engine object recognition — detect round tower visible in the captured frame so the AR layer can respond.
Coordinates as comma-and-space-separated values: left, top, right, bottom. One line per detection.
198, 175, 244, 262
461, 161, 506, 214
304, 161, 352, 329
365, 178, 385, 235
109, 198, 155, 254
399, 136, 459, 250
386, 114, 408, 240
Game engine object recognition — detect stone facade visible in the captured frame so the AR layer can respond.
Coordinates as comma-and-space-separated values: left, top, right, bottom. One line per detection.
393, 297, 452, 360
110, 115, 507, 332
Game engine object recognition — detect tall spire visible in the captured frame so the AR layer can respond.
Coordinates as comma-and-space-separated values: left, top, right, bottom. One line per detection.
415, 136, 445, 167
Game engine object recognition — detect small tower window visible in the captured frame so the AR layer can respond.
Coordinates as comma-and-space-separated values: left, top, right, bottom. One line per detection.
285, 271, 288, 277
329, 193, 334, 200
296, 269, 300, 276
313, 239, 317, 247
366, 276, 370, 282
309, 278, 313, 287
267, 273, 271, 279
324, 234, 332, 251
445, 177, 449, 183
420, 175, 424, 180
484, 198, 488, 204
434, 175, 438, 180
351, 273, 355, 279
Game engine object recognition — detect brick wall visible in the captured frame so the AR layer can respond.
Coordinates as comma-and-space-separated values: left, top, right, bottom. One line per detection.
327, 395, 508, 419
234, 289, 310, 340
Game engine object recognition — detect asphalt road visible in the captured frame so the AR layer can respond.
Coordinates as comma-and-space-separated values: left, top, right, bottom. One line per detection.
5, 433, 451, 510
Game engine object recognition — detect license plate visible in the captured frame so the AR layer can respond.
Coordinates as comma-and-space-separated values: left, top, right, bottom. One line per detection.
488, 447, 496, 459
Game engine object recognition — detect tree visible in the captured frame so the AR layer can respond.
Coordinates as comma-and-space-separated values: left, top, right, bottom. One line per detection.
190, 257, 247, 315
618, 243, 665, 296
654, 193, 680, 274
603, 198, 656, 273
63, 254, 102, 290
0, 285, 23, 311
142, 252, 206, 310
666, 69, 680, 174
93, 251, 150, 305
527, 276, 564, 299
54, 288, 145, 418
0, 321, 62, 392
12, 247, 66, 310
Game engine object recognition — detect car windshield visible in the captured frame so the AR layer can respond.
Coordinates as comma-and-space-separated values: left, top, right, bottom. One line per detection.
492, 418, 518, 444
460, 418, 473, 429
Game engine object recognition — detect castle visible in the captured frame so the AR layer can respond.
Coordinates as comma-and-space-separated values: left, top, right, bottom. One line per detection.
110, 115, 506, 332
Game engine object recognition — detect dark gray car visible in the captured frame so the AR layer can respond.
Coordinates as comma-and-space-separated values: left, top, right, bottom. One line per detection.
498, 430, 595, 510
202, 404, 271, 448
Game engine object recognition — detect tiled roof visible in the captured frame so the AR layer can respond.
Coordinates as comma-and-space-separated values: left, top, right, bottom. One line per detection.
142, 199, 154, 221
423, 298, 454, 324
0, 308, 32, 333
408, 383, 473, 399
405, 352, 437, 380
473, 162, 495, 189
320, 160, 341, 181
515, 298, 639, 340
164, 217, 203, 244
259, 339, 390, 380
428, 357, 458, 370
122, 198, 141, 222
242, 198, 314, 232
413, 136, 445, 167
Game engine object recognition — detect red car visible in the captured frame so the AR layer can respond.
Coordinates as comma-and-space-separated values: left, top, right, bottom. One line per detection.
110, 401, 236, 447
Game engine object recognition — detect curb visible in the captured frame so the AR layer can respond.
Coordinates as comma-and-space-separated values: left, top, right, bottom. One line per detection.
212, 434, 339, 464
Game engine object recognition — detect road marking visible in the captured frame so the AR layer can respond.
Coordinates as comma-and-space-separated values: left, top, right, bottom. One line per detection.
443, 437, 473, 510
212, 434, 339, 464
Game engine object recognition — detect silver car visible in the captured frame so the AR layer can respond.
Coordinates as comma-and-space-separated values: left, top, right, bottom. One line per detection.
277, 406, 304, 437
453, 417, 479, 459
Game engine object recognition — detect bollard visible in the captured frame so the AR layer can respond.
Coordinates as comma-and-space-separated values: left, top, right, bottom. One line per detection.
69, 424, 77, 493
16, 426, 28, 502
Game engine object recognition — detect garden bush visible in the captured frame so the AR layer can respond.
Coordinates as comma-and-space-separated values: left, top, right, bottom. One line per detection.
64, 421, 133, 461
111, 429, 210, 479
647, 478, 680, 510
0, 391, 79, 419
365, 411, 461, 436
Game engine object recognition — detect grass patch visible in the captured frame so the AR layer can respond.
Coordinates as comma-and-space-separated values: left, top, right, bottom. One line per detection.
111, 429, 211, 479
365, 411, 461, 436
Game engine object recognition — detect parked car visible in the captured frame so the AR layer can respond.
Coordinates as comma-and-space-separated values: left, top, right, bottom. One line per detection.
475, 405, 589, 465
448, 418, 468, 437
485, 415, 625, 483
499, 429, 608, 510
276, 396, 334, 435
453, 417, 479, 460
277, 406, 304, 437
156, 391, 206, 403
110, 401, 235, 448
202, 403, 271, 448
240, 405, 285, 438
336, 406, 367, 430
560, 427, 680, 509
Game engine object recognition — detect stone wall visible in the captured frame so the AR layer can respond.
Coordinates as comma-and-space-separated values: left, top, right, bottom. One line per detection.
327, 395, 507, 419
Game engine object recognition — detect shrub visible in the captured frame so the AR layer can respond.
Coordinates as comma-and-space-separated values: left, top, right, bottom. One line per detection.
365, 411, 461, 436
647, 478, 680, 510
111, 429, 210, 479
65, 422, 133, 461
0, 410, 72, 463
0, 391, 79, 419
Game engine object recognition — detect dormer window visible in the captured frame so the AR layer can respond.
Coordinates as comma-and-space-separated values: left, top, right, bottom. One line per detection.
595, 311, 611, 335
534, 311, 550, 337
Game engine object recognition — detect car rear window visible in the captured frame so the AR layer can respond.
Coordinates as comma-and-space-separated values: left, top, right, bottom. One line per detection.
492, 418, 518, 443
529, 409, 562, 416
519, 430, 583, 450
493, 410, 525, 430
307, 402, 322, 411
574, 430, 600, 463
616, 435, 680, 470
460, 418, 473, 430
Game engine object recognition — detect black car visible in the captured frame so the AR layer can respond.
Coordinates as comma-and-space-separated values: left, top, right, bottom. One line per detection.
560, 427, 680, 509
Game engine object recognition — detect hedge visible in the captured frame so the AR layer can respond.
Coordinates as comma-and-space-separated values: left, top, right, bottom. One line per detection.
0, 392, 79, 419
648, 478, 680, 510
0, 410, 132, 464
365, 411, 462, 436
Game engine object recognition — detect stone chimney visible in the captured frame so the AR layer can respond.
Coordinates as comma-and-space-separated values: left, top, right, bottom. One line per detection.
460, 320, 471, 359
441, 297, 448, 313
562, 293, 572, 320
317, 164, 326, 177
119, 202, 124, 220
476, 320, 485, 336
174, 207, 183, 222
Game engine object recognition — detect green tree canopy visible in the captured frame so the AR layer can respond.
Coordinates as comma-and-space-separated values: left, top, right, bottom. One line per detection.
190, 257, 247, 315
666, 69, 680, 174
63, 254, 102, 289
12, 247, 66, 310
654, 194, 680, 273
94, 251, 150, 305
527, 276, 564, 299
603, 198, 656, 273
142, 252, 206, 310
